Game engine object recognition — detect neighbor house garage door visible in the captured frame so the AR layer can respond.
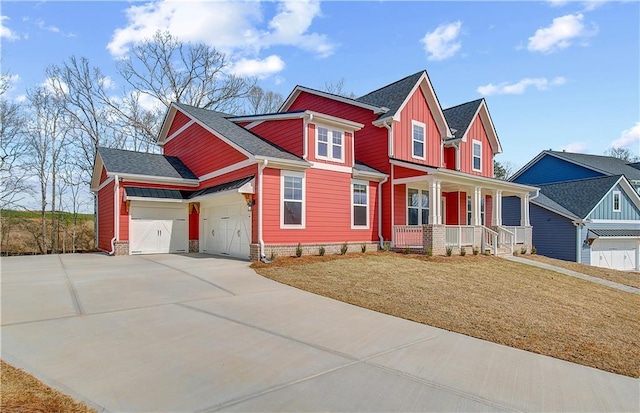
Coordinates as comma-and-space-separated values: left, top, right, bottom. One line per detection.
129, 205, 188, 254
590, 239, 638, 271
201, 196, 251, 259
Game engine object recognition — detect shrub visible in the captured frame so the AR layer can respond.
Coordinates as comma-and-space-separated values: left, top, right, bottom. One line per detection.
460, 247, 466, 256
340, 242, 348, 255
446, 246, 453, 257
531, 245, 537, 255
484, 249, 491, 256
513, 249, 520, 256
383, 241, 391, 252
404, 246, 411, 255
295, 243, 302, 257
269, 250, 277, 261
319, 246, 325, 256
361, 243, 367, 253
472, 246, 479, 256
424, 247, 433, 257
520, 247, 527, 255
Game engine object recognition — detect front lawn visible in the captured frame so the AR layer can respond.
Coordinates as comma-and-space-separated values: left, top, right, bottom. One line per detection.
523, 254, 640, 289
253, 253, 640, 378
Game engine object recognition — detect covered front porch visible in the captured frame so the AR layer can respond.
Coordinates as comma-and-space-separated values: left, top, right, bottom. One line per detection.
390, 160, 538, 255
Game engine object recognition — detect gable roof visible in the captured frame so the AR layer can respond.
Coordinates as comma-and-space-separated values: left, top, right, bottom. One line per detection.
535, 175, 623, 219
511, 150, 640, 183
443, 99, 484, 139
279, 85, 387, 114
159, 103, 306, 164
356, 71, 425, 120
98, 147, 198, 180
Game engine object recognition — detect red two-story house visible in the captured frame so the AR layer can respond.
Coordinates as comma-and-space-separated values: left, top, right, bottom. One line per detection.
91, 71, 537, 259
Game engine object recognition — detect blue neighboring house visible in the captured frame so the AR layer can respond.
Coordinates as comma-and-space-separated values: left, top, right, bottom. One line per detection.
503, 150, 640, 271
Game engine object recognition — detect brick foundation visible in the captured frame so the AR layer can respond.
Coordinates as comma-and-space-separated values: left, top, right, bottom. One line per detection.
250, 242, 380, 261
422, 225, 446, 256
189, 240, 199, 253
114, 241, 129, 256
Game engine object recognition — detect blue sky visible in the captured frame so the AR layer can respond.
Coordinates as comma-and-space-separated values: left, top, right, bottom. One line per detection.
2, 0, 639, 169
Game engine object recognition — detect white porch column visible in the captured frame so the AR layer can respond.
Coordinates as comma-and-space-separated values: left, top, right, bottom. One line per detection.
429, 179, 441, 224
493, 190, 503, 226
455, 145, 461, 171
436, 181, 442, 224
473, 187, 482, 226
520, 193, 530, 226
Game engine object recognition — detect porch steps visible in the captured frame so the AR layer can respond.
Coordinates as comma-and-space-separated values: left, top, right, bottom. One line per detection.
493, 246, 513, 257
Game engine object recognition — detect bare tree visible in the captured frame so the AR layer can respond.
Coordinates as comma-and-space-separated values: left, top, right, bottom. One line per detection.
0, 72, 30, 209
117, 30, 256, 116
25, 86, 69, 253
245, 86, 284, 114
323, 78, 356, 99
605, 147, 640, 163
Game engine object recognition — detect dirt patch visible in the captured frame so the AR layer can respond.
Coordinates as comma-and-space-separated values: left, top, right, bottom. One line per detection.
0, 360, 96, 412
523, 254, 640, 289
253, 252, 640, 378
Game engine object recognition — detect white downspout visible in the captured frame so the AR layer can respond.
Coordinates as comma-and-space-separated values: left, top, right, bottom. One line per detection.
383, 120, 393, 157
303, 113, 313, 160
378, 175, 389, 249
109, 175, 119, 256
258, 159, 268, 259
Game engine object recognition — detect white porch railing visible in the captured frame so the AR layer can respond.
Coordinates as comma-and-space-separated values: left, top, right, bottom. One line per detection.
497, 226, 515, 253
481, 226, 499, 256
502, 226, 526, 244
445, 226, 475, 247
394, 225, 423, 248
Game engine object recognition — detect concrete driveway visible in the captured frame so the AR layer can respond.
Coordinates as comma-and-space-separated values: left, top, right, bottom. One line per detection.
1, 253, 637, 412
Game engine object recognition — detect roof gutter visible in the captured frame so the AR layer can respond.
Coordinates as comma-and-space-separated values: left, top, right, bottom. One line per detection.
109, 175, 120, 256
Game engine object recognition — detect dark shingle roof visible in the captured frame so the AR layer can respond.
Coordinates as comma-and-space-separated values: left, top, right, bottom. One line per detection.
189, 176, 254, 198
99, 147, 197, 180
124, 187, 186, 200
356, 71, 424, 120
548, 151, 640, 181
626, 161, 640, 171
536, 175, 622, 218
443, 99, 483, 139
353, 161, 385, 175
589, 229, 640, 238
173, 103, 304, 162
531, 192, 580, 220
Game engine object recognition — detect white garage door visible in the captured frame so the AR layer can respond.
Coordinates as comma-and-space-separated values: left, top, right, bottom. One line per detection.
201, 197, 251, 259
591, 239, 638, 271
129, 205, 188, 254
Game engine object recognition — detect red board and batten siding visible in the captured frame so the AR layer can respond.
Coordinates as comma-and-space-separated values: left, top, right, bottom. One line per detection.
394, 87, 441, 167
163, 122, 248, 177
167, 111, 191, 137
250, 119, 304, 157
261, 167, 378, 244
97, 180, 115, 251
458, 116, 494, 178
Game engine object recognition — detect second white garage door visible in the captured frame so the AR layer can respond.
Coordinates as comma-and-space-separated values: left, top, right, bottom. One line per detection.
591, 239, 638, 271
202, 197, 251, 259
129, 205, 188, 254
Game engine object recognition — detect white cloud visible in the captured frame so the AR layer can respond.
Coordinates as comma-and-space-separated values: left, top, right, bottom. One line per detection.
231, 55, 285, 78
610, 122, 640, 149
559, 142, 589, 153
36, 19, 60, 33
107, 0, 334, 64
1, 16, 20, 41
477, 77, 566, 95
546, 0, 569, 7
421, 21, 462, 61
41, 77, 69, 96
527, 13, 597, 53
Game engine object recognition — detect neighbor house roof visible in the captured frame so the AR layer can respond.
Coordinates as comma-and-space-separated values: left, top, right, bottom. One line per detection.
547, 151, 640, 181
589, 229, 640, 238
531, 192, 581, 220
443, 99, 484, 139
356, 71, 424, 120
98, 147, 198, 180
535, 175, 623, 219
170, 103, 305, 163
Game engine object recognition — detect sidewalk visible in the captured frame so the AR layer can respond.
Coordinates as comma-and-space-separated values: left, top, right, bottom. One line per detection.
505, 255, 640, 295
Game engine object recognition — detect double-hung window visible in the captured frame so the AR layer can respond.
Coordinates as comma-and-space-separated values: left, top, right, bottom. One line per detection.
613, 191, 621, 212
281, 171, 304, 227
352, 181, 368, 228
316, 126, 343, 162
407, 188, 429, 225
472, 140, 482, 172
412, 121, 426, 159
467, 194, 486, 225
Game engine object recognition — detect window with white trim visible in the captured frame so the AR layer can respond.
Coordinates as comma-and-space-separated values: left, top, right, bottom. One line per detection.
352, 181, 368, 228
412, 121, 425, 159
316, 126, 343, 162
612, 191, 621, 212
281, 171, 305, 227
480, 196, 485, 225
407, 188, 429, 225
472, 140, 482, 172
467, 195, 472, 225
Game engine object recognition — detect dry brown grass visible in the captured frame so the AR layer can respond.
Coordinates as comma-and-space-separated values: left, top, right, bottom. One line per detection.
253, 252, 640, 378
523, 254, 640, 289
0, 360, 96, 413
